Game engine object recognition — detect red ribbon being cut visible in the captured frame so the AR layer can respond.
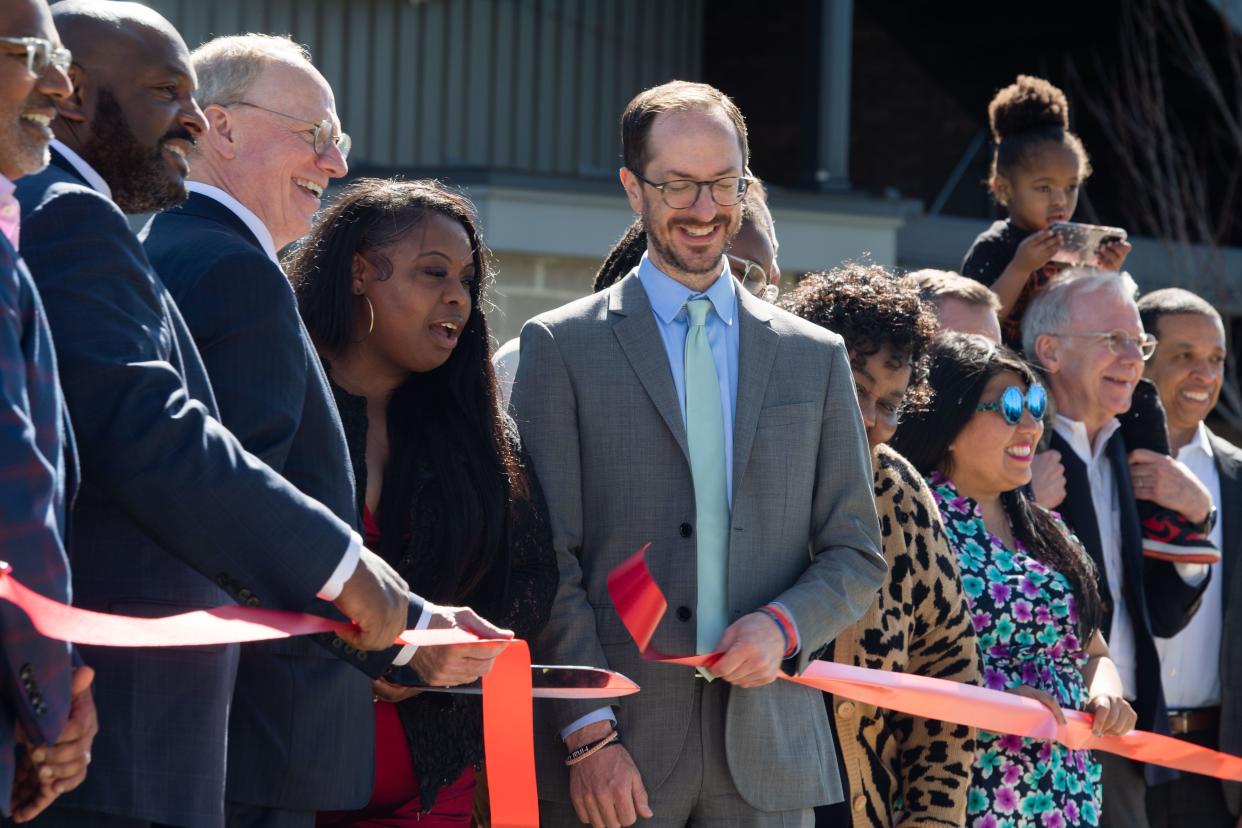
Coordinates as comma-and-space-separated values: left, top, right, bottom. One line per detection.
0, 564, 640, 828
606, 544, 1242, 783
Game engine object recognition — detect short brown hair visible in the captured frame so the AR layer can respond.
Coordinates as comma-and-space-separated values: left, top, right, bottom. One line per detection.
907, 269, 1001, 311
621, 80, 748, 176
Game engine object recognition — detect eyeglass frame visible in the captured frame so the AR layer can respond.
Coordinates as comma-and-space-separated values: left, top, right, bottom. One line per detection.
0, 36, 71, 76
975, 383, 1048, 426
726, 253, 775, 298
1052, 329, 1159, 361
221, 101, 351, 160
627, 168, 752, 209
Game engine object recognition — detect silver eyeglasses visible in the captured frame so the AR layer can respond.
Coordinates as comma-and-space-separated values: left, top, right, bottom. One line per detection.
225, 101, 351, 160
628, 169, 751, 209
1054, 330, 1159, 361
0, 36, 71, 76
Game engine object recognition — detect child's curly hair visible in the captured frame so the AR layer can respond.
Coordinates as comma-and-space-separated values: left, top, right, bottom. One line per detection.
987, 74, 1091, 194
778, 263, 937, 411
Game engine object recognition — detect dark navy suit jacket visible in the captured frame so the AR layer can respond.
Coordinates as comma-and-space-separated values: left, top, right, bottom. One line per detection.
143, 192, 383, 810
14, 150, 381, 827
1051, 428, 1208, 785
0, 232, 75, 814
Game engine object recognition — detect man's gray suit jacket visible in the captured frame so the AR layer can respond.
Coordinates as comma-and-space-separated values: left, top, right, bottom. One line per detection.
510, 271, 887, 813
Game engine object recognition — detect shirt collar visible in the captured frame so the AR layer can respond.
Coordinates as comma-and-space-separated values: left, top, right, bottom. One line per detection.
185, 181, 280, 265
1179, 421, 1215, 461
51, 139, 112, 200
1053, 414, 1121, 464
636, 251, 736, 326
0, 174, 19, 249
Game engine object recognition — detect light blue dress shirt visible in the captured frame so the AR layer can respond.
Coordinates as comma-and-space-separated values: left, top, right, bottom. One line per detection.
636, 252, 739, 503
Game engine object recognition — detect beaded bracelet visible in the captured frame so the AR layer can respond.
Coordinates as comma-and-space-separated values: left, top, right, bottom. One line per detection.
564, 729, 622, 766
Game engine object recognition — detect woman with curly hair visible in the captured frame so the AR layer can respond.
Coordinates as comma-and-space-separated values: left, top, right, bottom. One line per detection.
779, 264, 983, 828
891, 333, 1136, 828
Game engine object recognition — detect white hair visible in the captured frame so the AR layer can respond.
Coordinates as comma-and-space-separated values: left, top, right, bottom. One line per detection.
190, 33, 314, 108
1022, 267, 1140, 363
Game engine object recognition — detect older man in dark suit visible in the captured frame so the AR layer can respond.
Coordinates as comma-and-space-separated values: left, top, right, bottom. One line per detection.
142, 33, 510, 828
1138, 287, 1242, 828
15, 4, 438, 826
0, 1, 96, 822
1023, 269, 1214, 828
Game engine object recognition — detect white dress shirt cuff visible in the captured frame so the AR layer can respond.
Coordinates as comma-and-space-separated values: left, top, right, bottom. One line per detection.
315, 530, 363, 601
561, 708, 617, 742
1174, 562, 1210, 585
391, 601, 433, 666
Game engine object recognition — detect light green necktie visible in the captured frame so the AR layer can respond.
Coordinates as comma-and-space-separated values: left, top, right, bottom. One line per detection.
684, 298, 730, 659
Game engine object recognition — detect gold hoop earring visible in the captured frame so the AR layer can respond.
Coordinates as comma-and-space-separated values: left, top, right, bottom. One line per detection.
357, 295, 375, 342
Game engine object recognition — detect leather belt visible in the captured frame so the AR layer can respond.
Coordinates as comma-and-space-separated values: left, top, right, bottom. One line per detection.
1168, 707, 1220, 736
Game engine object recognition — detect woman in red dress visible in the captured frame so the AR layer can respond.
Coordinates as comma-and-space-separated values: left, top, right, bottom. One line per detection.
292, 178, 558, 827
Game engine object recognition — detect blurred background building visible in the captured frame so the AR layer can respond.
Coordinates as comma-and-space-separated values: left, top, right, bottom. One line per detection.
139, 0, 1242, 425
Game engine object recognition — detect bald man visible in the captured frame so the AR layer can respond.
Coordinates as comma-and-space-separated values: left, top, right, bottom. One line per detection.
16, 4, 426, 825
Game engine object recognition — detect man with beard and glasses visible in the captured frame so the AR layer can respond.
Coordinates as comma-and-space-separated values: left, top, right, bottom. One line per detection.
141, 34, 511, 828
15, 4, 456, 827
0, 1, 97, 822
510, 80, 886, 828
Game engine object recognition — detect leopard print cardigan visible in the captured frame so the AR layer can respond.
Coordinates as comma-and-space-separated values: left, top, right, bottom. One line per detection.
829, 444, 983, 827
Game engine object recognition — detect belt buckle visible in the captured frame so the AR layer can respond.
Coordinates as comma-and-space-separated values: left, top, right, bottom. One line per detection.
1169, 710, 1192, 735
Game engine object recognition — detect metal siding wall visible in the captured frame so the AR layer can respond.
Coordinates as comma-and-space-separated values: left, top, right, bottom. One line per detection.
142, 0, 703, 175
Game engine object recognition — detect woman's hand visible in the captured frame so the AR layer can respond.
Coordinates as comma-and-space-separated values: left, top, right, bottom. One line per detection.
1087, 695, 1136, 736
1009, 684, 1066, 724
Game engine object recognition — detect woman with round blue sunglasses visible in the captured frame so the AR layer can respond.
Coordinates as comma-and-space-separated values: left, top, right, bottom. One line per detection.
892, 334, 1134, 828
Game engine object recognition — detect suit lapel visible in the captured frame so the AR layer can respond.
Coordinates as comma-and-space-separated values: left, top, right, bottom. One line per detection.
610, 274, 689, 460
1051, 431, 1113, 625
731, 288, 777, 497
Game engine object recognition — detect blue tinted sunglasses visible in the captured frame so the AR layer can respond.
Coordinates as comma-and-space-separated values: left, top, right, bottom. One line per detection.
976, 384, 1047, 425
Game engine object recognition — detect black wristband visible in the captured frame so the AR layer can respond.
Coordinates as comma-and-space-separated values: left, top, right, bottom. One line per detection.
565, 729, 618, 762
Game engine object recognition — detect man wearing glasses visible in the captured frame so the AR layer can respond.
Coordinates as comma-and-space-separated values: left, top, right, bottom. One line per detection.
140, 33, 510, 828
1024, 268, 1215, 828
512, 80, 886, 827
0, 2, 98, 821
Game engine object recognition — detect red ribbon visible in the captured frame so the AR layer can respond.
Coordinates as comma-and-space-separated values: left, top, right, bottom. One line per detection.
0, 565, 555, 825
607, 544, 1242, 783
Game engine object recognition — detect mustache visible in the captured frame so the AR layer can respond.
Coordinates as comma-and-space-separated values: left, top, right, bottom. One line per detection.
159, 127, 197, 149
21, 94, 59, 114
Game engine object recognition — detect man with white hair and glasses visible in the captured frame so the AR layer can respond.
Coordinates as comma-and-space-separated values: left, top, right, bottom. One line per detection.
1023, 268, 1215, 828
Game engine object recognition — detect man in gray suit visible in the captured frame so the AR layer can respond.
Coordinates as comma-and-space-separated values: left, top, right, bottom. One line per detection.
510, 80, 887, 828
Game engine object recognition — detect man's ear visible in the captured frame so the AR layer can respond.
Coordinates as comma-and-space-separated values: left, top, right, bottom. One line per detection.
53, 63, 88, 125
619, 167, 643, 214
1033, 333, 1060, 375
200, 105, 237, 160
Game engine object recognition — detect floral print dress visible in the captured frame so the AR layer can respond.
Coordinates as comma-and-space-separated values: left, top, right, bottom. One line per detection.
928, 472, 1102, 828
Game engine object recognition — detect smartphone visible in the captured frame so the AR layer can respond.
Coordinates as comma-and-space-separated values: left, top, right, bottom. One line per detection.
1048, 221, 1128, 267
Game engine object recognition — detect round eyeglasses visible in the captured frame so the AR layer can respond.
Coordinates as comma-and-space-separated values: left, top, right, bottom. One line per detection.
727, 254, 778, 301
0, 36, 71, 76
224, 101, 351, 160
976, 384, 1048, 426
1053, 330, 1158, 361
628, 169, 751, 209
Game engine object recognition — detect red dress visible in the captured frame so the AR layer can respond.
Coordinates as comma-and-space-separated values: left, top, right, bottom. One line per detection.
317, 507, 476, 828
